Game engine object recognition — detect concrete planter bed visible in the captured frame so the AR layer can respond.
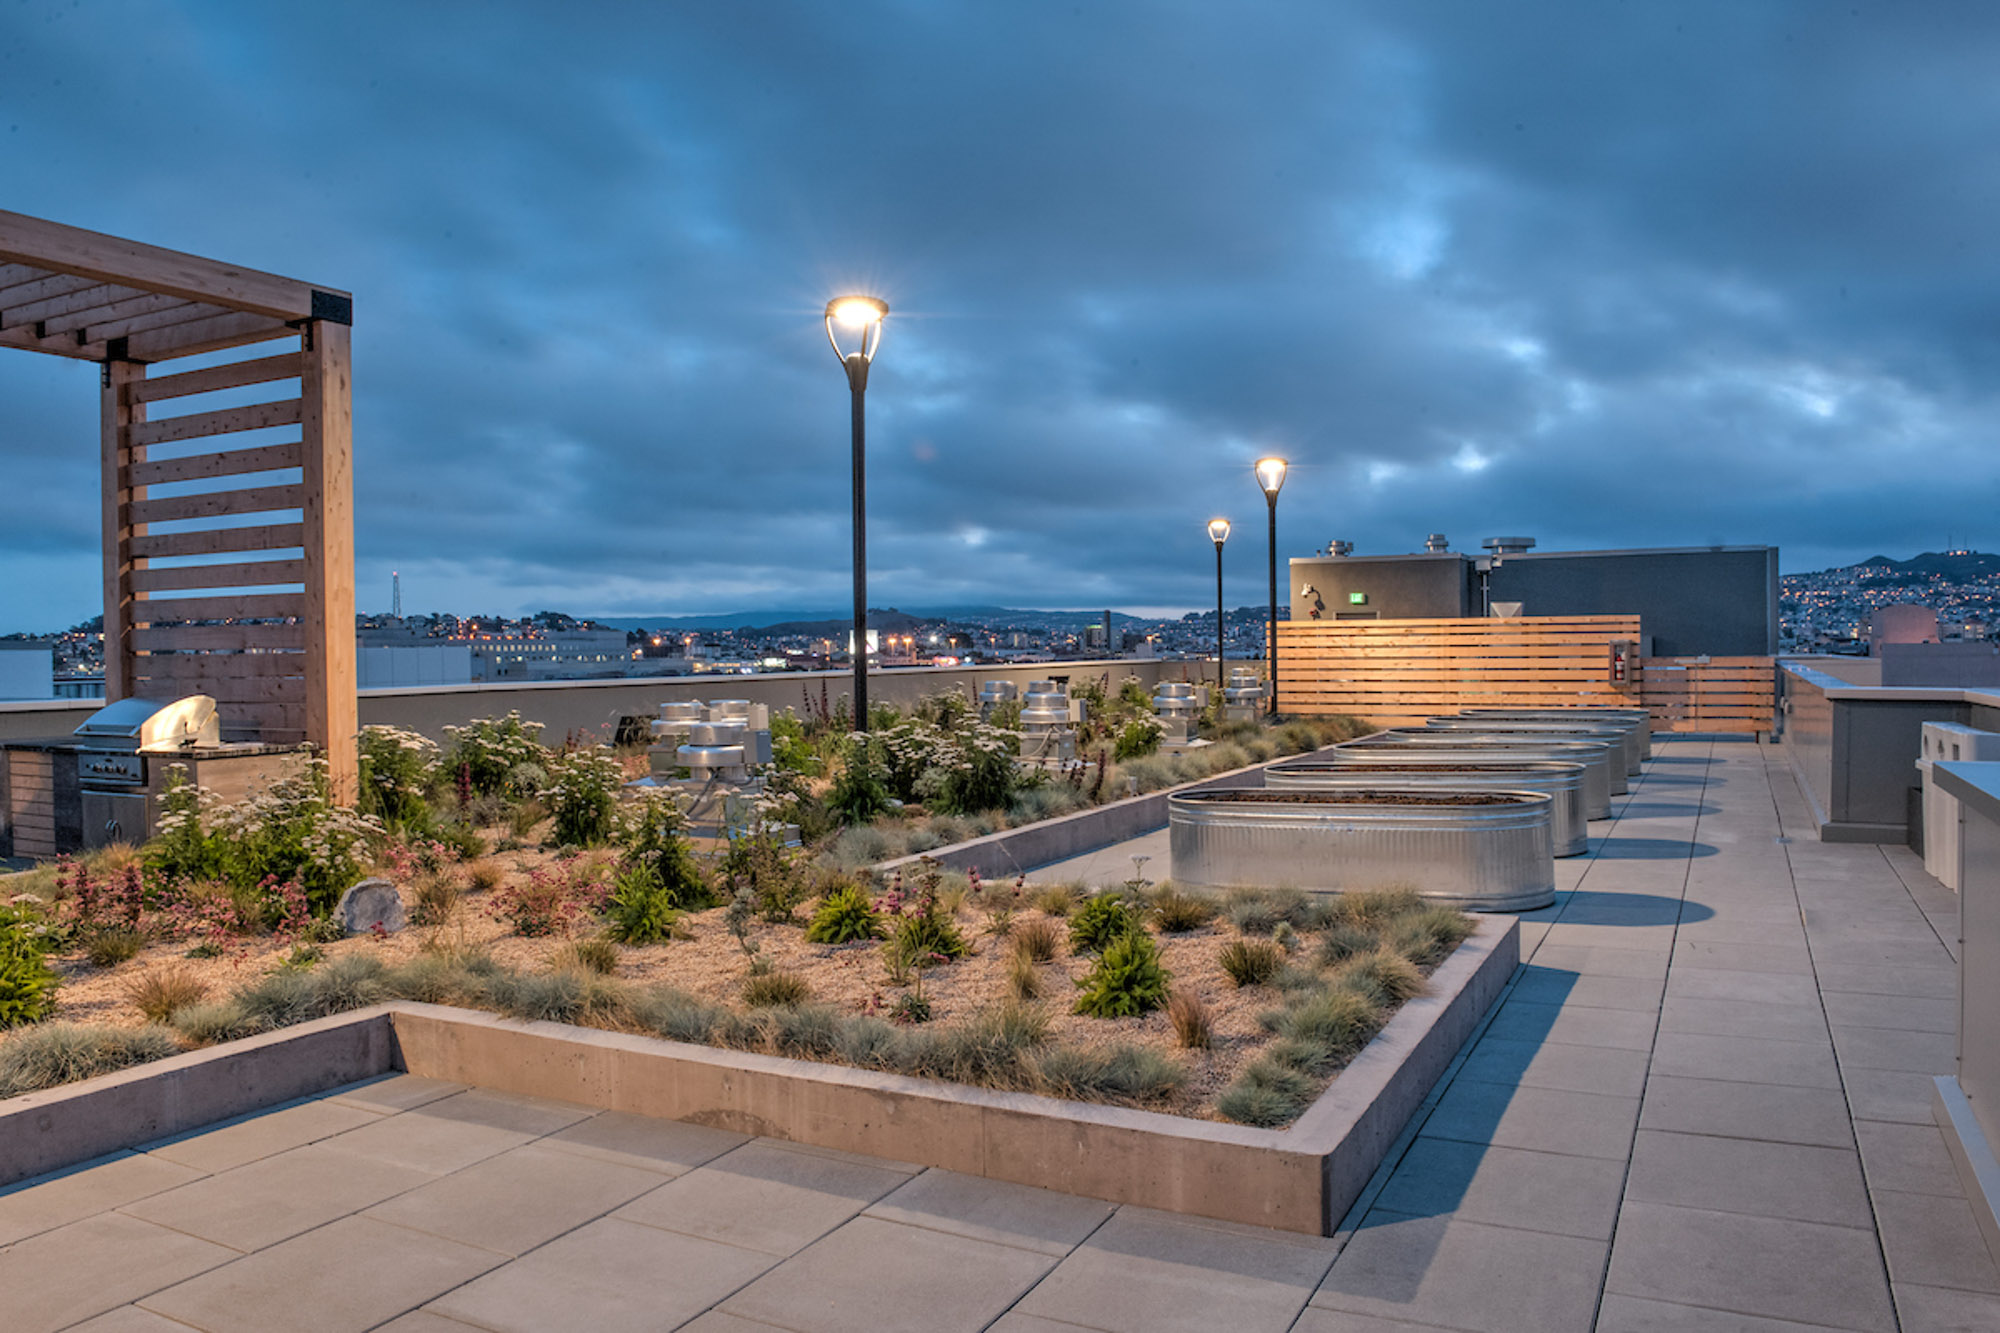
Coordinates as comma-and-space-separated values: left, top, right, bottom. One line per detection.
0, 917, 1515, 1236
1265, 759, 1590, 857
1170, 788, 1558, 912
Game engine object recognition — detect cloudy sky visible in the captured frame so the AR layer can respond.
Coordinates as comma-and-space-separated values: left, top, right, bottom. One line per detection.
4, 1, 1998, 632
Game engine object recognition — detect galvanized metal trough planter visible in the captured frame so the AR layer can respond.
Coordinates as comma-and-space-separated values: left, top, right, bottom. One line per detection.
1421, 716, 1641, 777
1266, 759, 1589, 857
1377, 727, 1627, 795
1330, 735, 1618, 814
1169, 787, 1556, 911
1455, 707, 1653, 760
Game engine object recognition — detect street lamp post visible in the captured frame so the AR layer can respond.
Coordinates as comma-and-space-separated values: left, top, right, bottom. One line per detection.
825, 296, 888, 732
1207, 518, 1231, 695
1254, 457, 1288, 717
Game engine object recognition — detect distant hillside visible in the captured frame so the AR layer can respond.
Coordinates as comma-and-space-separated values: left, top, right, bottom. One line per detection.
1848, 550, 2000, 582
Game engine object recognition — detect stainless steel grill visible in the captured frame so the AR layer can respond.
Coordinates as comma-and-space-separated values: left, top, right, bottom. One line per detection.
73, 695, 220, 848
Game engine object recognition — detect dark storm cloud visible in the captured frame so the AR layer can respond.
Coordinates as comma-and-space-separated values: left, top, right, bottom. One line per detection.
4, 0, 2000, 631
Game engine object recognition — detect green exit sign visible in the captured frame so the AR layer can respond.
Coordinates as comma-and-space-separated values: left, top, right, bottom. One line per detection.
1349, 592, 1369, 605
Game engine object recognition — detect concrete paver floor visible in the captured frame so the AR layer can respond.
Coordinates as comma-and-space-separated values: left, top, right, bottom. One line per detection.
1, 736, 1994, 1331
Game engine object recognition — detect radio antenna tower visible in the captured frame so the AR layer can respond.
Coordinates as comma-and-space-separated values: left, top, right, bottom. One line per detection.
392, 570, 402, 620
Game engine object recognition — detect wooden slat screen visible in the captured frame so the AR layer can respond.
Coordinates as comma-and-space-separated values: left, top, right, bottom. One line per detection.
1274, 617, 1775, 734
109, 341, 312, 743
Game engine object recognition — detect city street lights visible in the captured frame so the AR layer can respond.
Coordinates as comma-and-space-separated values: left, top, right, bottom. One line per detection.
1207, 518, 1231, 694
825, 295, 888, 732
1254, 457, 1288, 717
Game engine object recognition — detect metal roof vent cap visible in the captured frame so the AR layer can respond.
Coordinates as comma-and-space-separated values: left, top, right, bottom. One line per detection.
1482, 536, 1537, 555
1329, 540, 1354, 557
1425, 534, 1450, 553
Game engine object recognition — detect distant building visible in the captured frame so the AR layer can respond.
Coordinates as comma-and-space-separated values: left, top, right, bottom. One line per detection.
1286, 538, 1779, 657
359, 626, 628, 682
358, 643, 474, 689
0, 641, 53, 700
1867, 603, 1940, 646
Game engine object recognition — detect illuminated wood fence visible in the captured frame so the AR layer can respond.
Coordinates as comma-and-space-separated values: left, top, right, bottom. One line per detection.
1273, 616, 1775, 734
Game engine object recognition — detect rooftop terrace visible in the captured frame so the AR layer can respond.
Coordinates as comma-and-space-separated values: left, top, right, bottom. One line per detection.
0, 734, 1990, 1331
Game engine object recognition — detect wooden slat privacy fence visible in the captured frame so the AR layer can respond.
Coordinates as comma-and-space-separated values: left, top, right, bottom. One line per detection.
1273, 616, 1775, 734
112, 347, 316, 747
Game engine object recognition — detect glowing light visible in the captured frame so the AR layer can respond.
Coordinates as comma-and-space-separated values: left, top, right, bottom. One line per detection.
828, 296, 887, 328
1208, 517, 1232, 545
1255, 457, 1289, 498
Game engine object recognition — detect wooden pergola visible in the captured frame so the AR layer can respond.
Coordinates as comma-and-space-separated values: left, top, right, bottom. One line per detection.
0, 210, 356, 798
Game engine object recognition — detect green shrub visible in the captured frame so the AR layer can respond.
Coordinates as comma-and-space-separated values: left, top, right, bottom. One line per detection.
0, 1023, 181, 1096
742, 969, 813, 1008
1073, 928, 1170, 1018
1218, 938, 1284, 987
1112, 717, 1164, 762
827, 739, 891, 825
0, 921, 60, 1028
804, 883, 885, 944
888, 909, 970, 967
1068, 893, 1135, 955
357, 725, 442, 826
603, 865, 684, 946
722, 832, 810, 924
443, 711, 548, 798
617, 793, 714, 910
543, 747, 624, 847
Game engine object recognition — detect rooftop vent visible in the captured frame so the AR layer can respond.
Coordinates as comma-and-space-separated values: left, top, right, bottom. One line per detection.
1329, 540, 1355, 557
1482, 536, 1537, 555
1425, 534, 1450, 554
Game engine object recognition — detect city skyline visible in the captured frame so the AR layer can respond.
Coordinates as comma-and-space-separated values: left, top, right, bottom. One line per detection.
5, 4, 1999, 631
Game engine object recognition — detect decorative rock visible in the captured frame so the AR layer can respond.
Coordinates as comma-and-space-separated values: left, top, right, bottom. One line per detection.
335, 877, 406, 936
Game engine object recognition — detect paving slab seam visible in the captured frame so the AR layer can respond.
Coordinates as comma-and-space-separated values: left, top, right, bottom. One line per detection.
1580, 734, 1709, 1333
1767, 741, 1933, 1333
942, 1196, 1124, 1333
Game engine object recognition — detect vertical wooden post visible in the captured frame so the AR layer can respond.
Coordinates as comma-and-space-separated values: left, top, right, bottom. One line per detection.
100, 359, 147, 701
300, 320, 357, 802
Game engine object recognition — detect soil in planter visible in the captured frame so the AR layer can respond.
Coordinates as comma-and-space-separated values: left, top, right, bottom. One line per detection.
1185, 790, 1539, 807
2, 852, 1475, 1126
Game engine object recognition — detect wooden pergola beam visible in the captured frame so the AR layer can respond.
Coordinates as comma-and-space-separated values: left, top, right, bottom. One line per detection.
0, 210, 346, 323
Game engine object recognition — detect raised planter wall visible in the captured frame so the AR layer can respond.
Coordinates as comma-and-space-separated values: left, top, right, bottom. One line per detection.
0, 919, 1517, 1236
